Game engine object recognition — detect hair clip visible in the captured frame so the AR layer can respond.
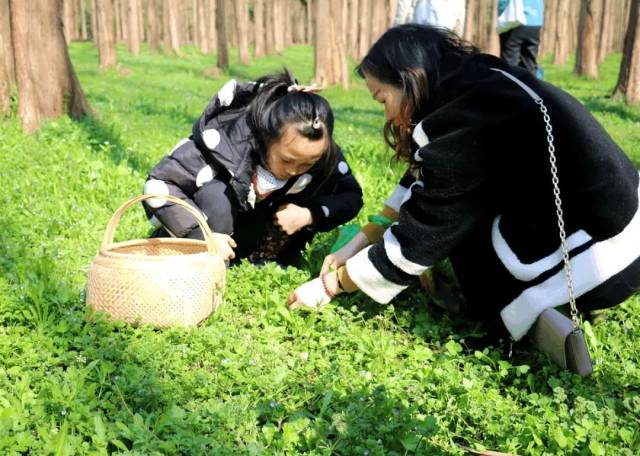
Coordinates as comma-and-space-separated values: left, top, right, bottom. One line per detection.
287, 83, 323, 93
312, 116, 322, 129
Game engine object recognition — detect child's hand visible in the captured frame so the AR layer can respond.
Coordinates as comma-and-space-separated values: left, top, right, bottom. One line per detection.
274, 204, 312, 235
212, 233, 237, 261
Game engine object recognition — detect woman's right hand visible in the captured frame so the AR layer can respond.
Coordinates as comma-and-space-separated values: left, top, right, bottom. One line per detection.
320, 232, 370, 275
212, 233, 237, 262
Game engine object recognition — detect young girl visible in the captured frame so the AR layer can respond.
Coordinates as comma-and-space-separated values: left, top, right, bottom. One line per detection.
143, 71, 363, 265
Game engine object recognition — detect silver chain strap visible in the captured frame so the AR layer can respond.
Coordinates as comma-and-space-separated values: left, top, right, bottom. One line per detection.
535, 98, 580, 330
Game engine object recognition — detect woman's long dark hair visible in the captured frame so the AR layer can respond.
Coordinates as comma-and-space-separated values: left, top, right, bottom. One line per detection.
228, 69, 339, 184
356, 24, 479, 162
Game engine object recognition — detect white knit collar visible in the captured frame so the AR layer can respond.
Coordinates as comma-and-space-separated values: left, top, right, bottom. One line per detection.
255, 165, 287, 195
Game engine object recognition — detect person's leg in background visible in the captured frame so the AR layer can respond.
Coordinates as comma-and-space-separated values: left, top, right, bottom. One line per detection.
499, 26, 524, 68
518, 25, 542, 75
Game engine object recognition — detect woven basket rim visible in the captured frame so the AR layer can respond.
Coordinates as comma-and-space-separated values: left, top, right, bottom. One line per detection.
98, 238, 219, 261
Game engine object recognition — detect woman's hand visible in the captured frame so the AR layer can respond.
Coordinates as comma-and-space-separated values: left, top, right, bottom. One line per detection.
288, 271, 343, 310
212, 233, 237, 262
321, 231, 370, 275
274, 204, 313, 235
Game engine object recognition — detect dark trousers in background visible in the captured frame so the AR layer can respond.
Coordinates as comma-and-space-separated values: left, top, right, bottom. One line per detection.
499, 25, 541, 75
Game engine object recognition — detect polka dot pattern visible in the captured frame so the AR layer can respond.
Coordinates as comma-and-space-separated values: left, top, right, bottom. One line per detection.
202, 128, 221, 149
338, 161, 349, 174
196, 165, 214, 188
144, 180, 171, 208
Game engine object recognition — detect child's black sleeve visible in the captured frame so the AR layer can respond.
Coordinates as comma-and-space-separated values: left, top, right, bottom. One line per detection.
305, 150, 364, 232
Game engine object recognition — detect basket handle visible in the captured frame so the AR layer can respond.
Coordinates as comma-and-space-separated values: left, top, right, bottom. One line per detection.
101, 194, 217, 255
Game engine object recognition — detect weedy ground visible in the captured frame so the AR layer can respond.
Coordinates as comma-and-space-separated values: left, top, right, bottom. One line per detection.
0, 44, 638, 455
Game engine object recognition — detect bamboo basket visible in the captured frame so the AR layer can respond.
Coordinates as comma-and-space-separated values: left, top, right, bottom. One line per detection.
86, 194, 225, 327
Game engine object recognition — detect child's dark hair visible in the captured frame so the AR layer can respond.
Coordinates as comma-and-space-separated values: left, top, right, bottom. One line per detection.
356, 24, 478, 162
229, 69, 338, 183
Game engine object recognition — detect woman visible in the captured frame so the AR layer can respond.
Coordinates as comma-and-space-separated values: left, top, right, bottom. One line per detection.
143, 71, 363, 266
289, 25, 640, 345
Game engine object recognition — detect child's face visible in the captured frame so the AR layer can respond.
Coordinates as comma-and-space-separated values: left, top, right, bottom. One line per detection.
266, 125, 327, 180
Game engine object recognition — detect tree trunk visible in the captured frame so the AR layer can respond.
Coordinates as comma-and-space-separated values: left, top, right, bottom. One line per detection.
80, 0, 88, 40
0, 0, 15, 116
575, 0, 601, 77
274, 0, 285, 53
265, 0, 275, 53
96, 0, 117, 69
147, 0, 160, 51
612, 0, 640, 103
306, 0, 313, 45
92, 0, 98, 44
463, 0, 476, 43
388, 0, 398, 26
597, 0, 612, 62
553, 0, 571, 64
539, 0, 555, 59
127, 0, 141, 54
163, 0, 180, 54
293, 1, 306, 43
225, 0, 237, 47
216, 0, 229, 68
254, 0, 265, 56
63, 0, 74, 43
347, 0, 359, 58
487, 0, 500, 55
234, 0, 250, 63
114, 0, 122, 42
358, 0, 371, 58
207, 0, 217, 54
11, 0, 93, 132
314, 0, 348, 88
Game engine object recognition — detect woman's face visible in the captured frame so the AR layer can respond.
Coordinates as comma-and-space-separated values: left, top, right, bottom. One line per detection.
364, 72, 404, 126
266, 125, 326, 180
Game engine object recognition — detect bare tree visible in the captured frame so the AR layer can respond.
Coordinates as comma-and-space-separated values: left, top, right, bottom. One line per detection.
539, 0, 555, 59
64, 0, 77, 43
306, 0, 313, 44
314, 0, 348, 88
463, 0, 477, 43
128, 0, 141, 54
575, 0, 601, 78
347, 0, 359, 58
96, 0, 118, 69
612, 0, 640, 103
216, 0, 229, 69
10, 0, 93, 132
207, 0, 217, 54
235, 0, 250, 63
147, 0, 161, 51
0, 0, 15, 116
274, 0, 285, 53
553, 0, 571, 64
358, 0, 371, 58
80, 0, 88, 40
163, 0, 180, 54
265, 0, 275, 54
487, 0, 500, 55
254, 0, 266, 56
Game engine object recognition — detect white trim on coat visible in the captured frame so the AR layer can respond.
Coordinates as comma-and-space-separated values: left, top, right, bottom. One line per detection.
492, 215, 592, 282
346, 246, 408, 304
501, 177, 640, 340
383, 226, 430, 276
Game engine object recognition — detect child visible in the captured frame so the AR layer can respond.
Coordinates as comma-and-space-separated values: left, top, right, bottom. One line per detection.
143, 71, 363, 266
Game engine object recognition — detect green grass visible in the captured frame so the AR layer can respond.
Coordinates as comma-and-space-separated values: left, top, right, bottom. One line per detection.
0, 43, 639, 455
